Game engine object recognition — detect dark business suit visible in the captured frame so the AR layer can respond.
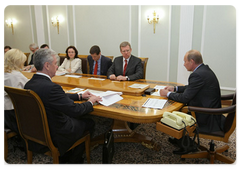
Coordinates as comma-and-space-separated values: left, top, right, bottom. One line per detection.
169, 64, 224, 133
24, 74, 94, 161
87, 55, 112, 76
29, 54, 34, 65
107, 55, 143, 81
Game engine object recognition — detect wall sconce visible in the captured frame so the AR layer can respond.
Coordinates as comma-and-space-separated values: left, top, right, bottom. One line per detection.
147, 11, 159, 34
5, 18, 17, 35
51, 16, 63, 34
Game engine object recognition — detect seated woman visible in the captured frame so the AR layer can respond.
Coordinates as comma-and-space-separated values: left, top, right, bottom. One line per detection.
58, 46, 82, 74
4, 49, 29, 133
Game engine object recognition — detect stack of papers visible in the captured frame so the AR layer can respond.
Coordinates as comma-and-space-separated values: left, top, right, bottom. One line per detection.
142, 98, 167, 109
80, 89, 123, 107
129, 84, 149, 89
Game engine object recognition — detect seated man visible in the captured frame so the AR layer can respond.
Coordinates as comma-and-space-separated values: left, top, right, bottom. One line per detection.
24, 48, 102, 163
107, 41, 143, 81
160, 50, 225, 154
87, 45, 112, 76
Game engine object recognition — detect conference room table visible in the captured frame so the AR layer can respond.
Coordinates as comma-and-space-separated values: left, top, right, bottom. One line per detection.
22, 71, 184, 150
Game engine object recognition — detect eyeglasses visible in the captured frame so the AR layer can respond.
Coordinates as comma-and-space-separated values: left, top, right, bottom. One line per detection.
121, 50, 130, 53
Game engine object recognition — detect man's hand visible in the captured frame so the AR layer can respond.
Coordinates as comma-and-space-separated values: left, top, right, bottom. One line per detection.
160, 89, 169, 97
88, 95, 102, 104
109, 74, 116, 80
116, 75, 127, 81
164, 86, 174, 92
82, 91, 93, 99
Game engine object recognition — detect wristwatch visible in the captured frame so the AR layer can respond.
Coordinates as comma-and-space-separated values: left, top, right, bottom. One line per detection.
126, 76, 129, 81
80, 93, 83, 100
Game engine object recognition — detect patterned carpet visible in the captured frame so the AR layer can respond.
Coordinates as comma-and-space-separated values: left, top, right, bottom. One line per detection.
5, 116, 236, 164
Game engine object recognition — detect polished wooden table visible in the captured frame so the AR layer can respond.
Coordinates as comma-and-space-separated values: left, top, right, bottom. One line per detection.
22, 71, 184, 150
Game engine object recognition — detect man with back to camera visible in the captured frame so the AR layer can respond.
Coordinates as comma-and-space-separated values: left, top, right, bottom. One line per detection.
160, 50, 225, 154
107, 41, 143, 81
87, 45, 112, 76
24, 48, 102, 163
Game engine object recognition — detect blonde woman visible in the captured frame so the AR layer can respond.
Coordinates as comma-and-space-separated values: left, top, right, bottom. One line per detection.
58, 46, 82, 73
4, 49, 29, 133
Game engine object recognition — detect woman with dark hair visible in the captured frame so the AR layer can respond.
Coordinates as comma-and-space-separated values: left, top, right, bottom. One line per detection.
58, 46, 82, 73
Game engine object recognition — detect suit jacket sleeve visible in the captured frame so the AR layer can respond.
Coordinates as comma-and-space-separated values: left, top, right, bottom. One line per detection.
107, 58, 117, 78
127, 57, 143, 80
49, 84, 93, 119
169, 72, 204, 104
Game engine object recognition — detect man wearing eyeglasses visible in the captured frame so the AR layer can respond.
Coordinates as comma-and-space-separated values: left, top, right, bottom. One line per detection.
107, 41, 143, 81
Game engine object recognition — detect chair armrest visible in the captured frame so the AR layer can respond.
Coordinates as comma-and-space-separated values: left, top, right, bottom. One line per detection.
188, 105, 236, 115
221, 94, 235, 100
180, 106, 188, 113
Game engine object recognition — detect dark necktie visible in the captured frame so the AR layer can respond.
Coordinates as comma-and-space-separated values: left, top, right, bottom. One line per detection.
94, 61, 98, 75
123, 59, 127, 76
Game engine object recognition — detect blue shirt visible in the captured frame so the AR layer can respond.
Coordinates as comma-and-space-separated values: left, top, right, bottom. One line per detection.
92, 55, 102, 75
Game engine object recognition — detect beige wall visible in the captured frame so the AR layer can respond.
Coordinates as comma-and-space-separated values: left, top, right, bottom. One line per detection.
4, 5, 236, 94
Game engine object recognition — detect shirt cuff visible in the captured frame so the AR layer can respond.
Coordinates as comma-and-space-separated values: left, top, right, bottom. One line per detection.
167, 92, 171, 97
88, 101, 93, 105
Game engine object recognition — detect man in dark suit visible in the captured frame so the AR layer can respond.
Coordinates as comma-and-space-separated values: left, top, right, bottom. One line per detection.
107, 41, 143, 81
87, 45, 112, 76
24, 48, 102, 163
160, 50, 223, 134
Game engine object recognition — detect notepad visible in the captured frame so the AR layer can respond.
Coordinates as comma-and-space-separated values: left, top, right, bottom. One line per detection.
142, 98, 167, 109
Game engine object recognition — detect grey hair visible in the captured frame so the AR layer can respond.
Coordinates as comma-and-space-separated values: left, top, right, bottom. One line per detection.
33, 48, 58, 71
119, 41, 131, 51
29, 43, 39, 49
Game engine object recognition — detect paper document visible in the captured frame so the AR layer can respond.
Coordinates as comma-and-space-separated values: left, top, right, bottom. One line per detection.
55, 70, 67, 76
67, 88, 84, 93
65, 75, 82, 78
142, 98, 167, 109
151, 85, 166, 96
129, 84, 149, 89
79, 89, 123, 106
88, 77, 105, 81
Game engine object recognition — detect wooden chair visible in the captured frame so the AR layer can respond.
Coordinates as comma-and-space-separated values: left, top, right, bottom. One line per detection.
4, 129, 17, 161
139, 57, 148, 79
58, 53, 66, 66
106, 56, 114, 61
181, 93, 236, 164
78, 55, 89, 74
4, 86, 91, 164
24, 53, 30, 66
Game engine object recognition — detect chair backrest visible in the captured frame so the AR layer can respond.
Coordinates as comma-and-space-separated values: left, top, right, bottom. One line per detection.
106, 56, 114, 61
24, 53, 30, 66
4, 86, 56, 150
58, 53, 66, 66
139, 57, 148, 79
78, 55, 89, 74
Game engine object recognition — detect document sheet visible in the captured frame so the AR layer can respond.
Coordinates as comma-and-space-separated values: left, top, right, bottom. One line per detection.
151, 85, 166, 96
129, 84, 149, 89
142, 98, 167, 109
80, 89, 123, 106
